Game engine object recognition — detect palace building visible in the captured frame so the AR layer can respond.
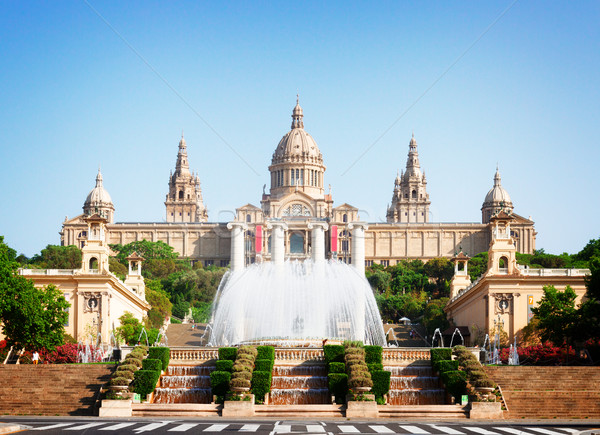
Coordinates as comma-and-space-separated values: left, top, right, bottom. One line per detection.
60, 99, 536, 266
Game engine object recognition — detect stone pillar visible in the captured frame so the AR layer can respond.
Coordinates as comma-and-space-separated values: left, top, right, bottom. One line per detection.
227, 222, 248, 273
266, 221, 288, 266
349, 222, 368, 275
308, 222, 328, 263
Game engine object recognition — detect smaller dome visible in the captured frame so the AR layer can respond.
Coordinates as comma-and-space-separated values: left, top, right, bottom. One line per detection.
84, 169, 113, 207
483, 168, 512, 206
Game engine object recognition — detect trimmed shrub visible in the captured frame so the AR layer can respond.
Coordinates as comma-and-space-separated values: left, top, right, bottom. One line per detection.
148, 347, 170, 371
324, 345, 345, 364
371, 370, 391, 398
231, 378, 251, 388
215, 360, 234, 372
441, 370, 467, 401
251, 370, 272, 403
237, 354, 255, 364
210, 371, 232, 397
110, 376, 130, 386
348, 375, 373, 389
254, 359, 273, 373
235, 370, 253, 381
434, 360, 459, 373
367, 363, 384, 373
328, 373, 348, 403
473, 378, 495, 388
343, 340, 363, 349
232, 363, 252, 373
117, 364, 138, 373
115, 370, 134, 380
133, 369, 161, 399
256, 346, 274, 362
364, 346, 383, 364
237, 345, 258, 357
142, 358, 162, 372
430, 348, 452, 366
219, 347, 238, 361
124, 357, 142, 368
345, 347, 365, 356
468, 370, 487, 382
329, 362, 345, 373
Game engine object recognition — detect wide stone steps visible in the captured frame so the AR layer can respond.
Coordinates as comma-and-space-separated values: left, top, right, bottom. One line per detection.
0, 364, 115, 415
254, 404, 344, 417
378, 404, 468, 419
485, 366, 600, 419
133, 403, 221, 417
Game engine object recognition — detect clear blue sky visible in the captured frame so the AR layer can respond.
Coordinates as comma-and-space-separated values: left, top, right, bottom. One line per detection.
1, 1, 598, 257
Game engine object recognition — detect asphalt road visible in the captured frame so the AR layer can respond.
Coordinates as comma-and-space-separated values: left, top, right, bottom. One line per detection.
0, 418, 598, 435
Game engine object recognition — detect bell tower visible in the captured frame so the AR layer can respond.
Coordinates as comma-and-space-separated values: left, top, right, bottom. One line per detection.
80, 214, 110, 273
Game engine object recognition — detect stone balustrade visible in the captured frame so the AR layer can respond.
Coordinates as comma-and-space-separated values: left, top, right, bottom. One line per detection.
170, 347, 218, 363
382, 348, 430, 363
275, 348, 325, 362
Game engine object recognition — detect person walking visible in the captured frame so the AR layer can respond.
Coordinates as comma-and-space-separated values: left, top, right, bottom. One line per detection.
32, 351, 39, 365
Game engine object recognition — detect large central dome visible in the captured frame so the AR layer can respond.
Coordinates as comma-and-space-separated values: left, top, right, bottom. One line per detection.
272, 99, 323, 163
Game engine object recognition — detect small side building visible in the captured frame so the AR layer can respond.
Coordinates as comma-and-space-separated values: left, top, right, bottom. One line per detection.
444, 211, 589, 343
19, 215, 150, 344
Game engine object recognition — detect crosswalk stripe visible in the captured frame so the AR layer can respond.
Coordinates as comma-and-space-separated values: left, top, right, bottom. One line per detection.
464, 428, 502, 435
240, 424, 261, 432
134, 422, 170, 433
99, 423, 137, 431
306, 425, 326, 433
527, 429, 569, 435
494, 428, 529, 435
274, 425, 292, 433
556, 430, 581, 435
169, 423, 200, 432
65, 423, 106, 431
428, 425, 465, 434
369, 425, 395, 433
204, 424, 230, 432
338, 426, 360, 433
32, 423, 75, 431
399, 425, 431, 434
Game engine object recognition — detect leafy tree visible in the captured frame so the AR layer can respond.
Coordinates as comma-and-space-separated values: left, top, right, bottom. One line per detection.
110, 240, 179, 264
423, 257, 453, 296
108, 257, 128, 279
575, 238, 600, 262
422, 298, 450, 336
375, 291, 428, 323
468, 252, 488, 281
531, 285, 579, 345
172, 299, 190, 320
116, 312, 159, 345
191, 302, 213, 323
389, 262, 429, 294
576, 256, 600, 341
144, 279, 172, 329
366, 268, 391, 294
0, 237, 69, 352
30, 245, 82, 269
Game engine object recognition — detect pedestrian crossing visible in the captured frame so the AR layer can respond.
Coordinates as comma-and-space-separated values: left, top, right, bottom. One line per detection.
26, 421, 587, 434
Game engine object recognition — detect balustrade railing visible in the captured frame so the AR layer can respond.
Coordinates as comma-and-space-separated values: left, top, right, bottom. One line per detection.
382, 348, 430, 363
170, 347, 218, 363
275, 348, 324, 362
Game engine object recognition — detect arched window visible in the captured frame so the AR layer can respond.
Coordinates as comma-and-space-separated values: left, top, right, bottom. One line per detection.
179, 191, 184, 199
290, 233, 304, 254
342, 214, 348, 223
246, 214, 251, 223
412, 190, 417, 199
267, 235, 272, 254
89, 257, 98, 270
499, 256, 508, 269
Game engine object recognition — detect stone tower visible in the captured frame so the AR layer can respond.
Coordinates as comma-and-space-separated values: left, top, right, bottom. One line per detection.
83, 168, 115, 223
386, 134, 430, 223
165, 134, 208, 223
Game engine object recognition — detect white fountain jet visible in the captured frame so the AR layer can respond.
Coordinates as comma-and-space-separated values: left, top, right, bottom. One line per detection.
227, 222, 248, 273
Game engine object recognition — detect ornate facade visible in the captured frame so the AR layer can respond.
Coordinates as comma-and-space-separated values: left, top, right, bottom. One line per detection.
60, 99, 536, 266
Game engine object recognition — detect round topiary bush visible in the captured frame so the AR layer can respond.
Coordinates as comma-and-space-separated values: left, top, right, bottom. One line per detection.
473, 378, 495, 388
117, 364, 138, 373
348, 375, 373, 389
115, 369, 134, 380
124, 357, 143, 368
110, 376, 130, 386
232, 363, 252, 372
237, 346, 258, 357
230, 378, 251, 389
234, 370, 253, 381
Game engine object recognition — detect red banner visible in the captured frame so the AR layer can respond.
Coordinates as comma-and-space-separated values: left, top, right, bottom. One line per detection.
330, 225, 338, 252
255, 225, 263, 253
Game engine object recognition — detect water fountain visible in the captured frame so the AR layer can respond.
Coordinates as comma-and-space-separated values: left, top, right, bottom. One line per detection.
153, 327, 169, 347
482, 334, 490, 364
137, 328, 149, 347
449, 328, 464, 348
208, 259, 386, 346
508, 337, 519, 365
431, 328, 444, 348
384, 366, 445, 405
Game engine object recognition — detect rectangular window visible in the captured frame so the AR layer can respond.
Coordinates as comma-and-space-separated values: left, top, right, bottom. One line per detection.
381, 260, 389, 267
205, 259, 214, 267
300, 169, 304, 185
291, 169, 295, 186
220, 260, 230, 267
365, 260, 373, 267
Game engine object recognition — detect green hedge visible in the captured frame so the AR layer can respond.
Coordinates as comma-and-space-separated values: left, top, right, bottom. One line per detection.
367, 362, 384, 373
364, 345, 383, 364
133, 369, 161, 399
251, 370, 272, 403
210, 371, 232, 397
329, 362, 345, 373
324, 345, 345, 364
256, 346, 275, 362
371, 370, 391, 398
215, 360, 234, 372
328, 373, 348, 404
148, 347, 170, 371
142, 358, 162, 372
254, 359, 273, 373
218, 347, 238, 361
441, 370, 467, 401
430, 348, 452, 366
434, 359, 459, 373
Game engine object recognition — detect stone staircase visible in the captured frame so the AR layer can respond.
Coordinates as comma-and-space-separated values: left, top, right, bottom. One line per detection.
166, 323, 210, 347
384, 324, 429, 347
484, 366, 600, 419
0, 364, 115, 415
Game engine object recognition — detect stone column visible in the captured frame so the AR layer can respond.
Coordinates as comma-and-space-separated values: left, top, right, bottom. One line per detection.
308, 222, 328, 263
266, 221, 288, 266
227, 222, 248, 273
349, 222, 368, 275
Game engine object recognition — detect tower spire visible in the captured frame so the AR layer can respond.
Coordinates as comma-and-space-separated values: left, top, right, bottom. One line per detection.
291, 95, 304, 129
